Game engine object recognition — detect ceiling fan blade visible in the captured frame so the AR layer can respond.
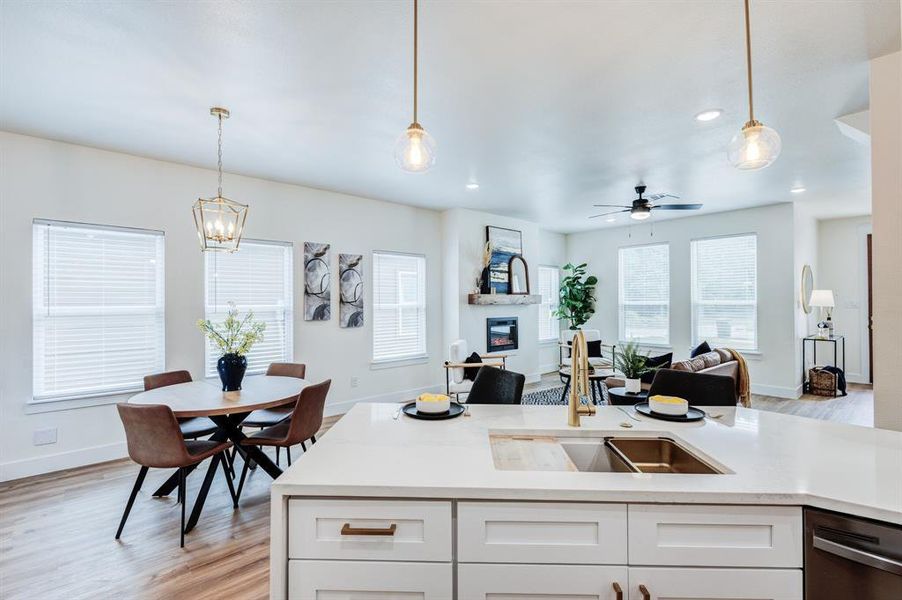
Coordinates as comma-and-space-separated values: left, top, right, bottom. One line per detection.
653, 203, 703, 211
648, 193, 680, 201
592, 204, 631, 208
589, 209, 631, 219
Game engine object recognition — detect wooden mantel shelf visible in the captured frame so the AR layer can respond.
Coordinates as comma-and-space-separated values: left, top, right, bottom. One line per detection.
468, 293, 542, 306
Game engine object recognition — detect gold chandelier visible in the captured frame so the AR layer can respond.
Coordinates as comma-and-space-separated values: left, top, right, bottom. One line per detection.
193, 107, 248, 252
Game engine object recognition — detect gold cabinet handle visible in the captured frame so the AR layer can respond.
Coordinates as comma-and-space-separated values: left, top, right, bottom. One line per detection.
612, 582, 623, 600
639, 584, 650, 600
340, 523, 397, 536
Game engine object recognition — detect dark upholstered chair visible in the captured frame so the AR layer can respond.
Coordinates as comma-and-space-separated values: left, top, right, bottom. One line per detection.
235, 379, 331, 504
116, 403, 236, 547
143, 371, 217, 440
239, 363, 307, 466
466, 366, 526, 405
647, 369, 738, 406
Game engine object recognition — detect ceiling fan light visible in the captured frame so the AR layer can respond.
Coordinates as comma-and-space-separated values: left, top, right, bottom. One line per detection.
728, 122, 781, 170
394, 123, 436, 173
630, 208, 651, 221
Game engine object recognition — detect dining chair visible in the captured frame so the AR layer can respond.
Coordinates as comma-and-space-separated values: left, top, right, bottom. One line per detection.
647, 369, 738, 406
240, 362, 307, 466
115, 403, 237, 547
143, 371, 218, 440
466, 366, 526, 405
234, 379, 331, 505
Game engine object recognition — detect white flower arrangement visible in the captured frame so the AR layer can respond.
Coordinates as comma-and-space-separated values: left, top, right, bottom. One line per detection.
196, 304, 266, 356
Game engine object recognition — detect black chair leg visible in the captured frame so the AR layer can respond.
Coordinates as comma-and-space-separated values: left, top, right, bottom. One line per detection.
219, 451, 238, 508
275, 446, 280, 466
184, 455, 220, 534
235, 455, 251, 505
115, 465, 148, 540
310, 434, 317, 444
286, 448, 291, 466
178, 467, 186, 548
300, 441, 307, 452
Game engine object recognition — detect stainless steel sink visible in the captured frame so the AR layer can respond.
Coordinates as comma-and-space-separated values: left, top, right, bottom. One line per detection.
560, 441, 637, 473
605, 437, 723, 474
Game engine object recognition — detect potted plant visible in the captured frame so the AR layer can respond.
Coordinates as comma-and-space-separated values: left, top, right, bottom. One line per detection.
614, 341, 654, 394
197, 304, 266, 391
554, 263, 598, 330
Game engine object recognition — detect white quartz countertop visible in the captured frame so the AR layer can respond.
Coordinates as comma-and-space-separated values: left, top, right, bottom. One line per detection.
272, 403, 902, 524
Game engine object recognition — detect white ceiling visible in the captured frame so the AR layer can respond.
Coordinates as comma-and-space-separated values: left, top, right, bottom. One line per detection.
1, 1, 899, 233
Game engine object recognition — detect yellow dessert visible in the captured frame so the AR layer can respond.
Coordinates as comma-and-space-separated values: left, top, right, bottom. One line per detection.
649, 394, 689, 416
416, 393, 451, 413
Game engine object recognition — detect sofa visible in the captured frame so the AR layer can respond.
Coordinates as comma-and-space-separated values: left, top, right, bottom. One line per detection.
606, 348, 740, 394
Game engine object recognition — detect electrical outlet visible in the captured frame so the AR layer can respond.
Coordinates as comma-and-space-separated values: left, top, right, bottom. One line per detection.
350, 376, 359, 388
33, 428, 58, 446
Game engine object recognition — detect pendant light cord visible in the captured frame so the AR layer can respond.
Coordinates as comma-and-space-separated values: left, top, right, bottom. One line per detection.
743, 0, 755, 123
413, 0, 418, 124
217, 113, 223, 198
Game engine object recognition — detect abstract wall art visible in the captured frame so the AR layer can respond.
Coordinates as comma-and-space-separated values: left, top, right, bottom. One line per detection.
304, 241, 331, 321
339, 253, 364, 328
486, 226, 523, 294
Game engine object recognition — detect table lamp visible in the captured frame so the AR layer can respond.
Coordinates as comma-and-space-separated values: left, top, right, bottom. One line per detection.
809, 289, 835, 338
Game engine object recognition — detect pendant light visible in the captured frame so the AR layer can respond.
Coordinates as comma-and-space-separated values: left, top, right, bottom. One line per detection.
394, 0, 436, 172
728, 0, 781, 170
192, 107, 248, 252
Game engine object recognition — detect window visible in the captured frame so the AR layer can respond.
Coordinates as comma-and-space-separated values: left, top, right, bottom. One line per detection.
538, 266, 561, 341
373, 252, 426, 362
204, 240, 293, 376
691, 234, 758, 350
618, 243, 670, 345
32, 220, 165, 402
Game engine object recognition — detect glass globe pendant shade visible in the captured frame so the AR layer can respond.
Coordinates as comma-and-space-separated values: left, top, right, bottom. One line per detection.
394, 123, 436, 173
192, 195, 248, 252
728, 121, 782, 170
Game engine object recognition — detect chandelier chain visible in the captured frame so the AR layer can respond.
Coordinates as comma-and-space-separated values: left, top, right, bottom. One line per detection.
743, 0, 754, 123
217, 113, 223, 198
413, 0, 418, 124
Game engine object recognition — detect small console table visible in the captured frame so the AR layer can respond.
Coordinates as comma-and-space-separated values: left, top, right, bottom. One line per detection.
801, 335, 845, 394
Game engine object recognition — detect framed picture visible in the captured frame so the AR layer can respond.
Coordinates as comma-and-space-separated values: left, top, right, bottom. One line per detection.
304, 242, 331, 321
486, 226, 523, 294
339, 253, 364, 328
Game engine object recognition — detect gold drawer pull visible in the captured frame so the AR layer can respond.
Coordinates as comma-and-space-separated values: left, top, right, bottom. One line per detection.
340, 523, 397, 536
612, 582, 623, 600
639, 584, 651, 600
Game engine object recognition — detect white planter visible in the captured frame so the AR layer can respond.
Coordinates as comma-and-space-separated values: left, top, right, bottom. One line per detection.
625, 378, 642, 394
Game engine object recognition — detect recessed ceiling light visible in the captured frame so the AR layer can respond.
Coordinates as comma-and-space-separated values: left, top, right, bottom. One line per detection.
605, 217, 616, 223
791, 186, 806, 194
695, 109, 723, 122
466, 182, 479, 190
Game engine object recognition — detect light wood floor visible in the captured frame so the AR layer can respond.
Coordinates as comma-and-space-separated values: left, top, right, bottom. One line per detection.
0, 384, 873, 599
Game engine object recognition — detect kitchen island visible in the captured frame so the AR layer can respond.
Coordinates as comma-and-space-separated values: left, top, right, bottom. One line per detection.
270, 403, 902, 599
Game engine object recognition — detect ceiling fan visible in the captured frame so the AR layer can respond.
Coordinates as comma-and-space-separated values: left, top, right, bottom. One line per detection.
590, 185, 702, 221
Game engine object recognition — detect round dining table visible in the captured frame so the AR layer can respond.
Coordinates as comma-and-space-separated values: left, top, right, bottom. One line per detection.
128, 375, 308, 532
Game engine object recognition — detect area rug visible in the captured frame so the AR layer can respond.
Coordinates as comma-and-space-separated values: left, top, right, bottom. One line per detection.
521, 386, 566, 405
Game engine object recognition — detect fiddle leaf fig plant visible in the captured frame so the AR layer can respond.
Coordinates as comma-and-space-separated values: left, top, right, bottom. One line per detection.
554, 263, 598, 330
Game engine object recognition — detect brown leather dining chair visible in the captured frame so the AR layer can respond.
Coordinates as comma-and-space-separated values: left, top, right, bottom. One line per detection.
143, 371, 218, 440
240, 362, 307, 466
234, 379, 330, 505
116, 403, 237, 547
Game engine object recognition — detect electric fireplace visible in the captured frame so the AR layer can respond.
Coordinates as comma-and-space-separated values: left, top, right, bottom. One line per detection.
486, 317, 518, 352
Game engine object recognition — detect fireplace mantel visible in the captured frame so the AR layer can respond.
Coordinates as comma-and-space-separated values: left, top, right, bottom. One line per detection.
468, 293, 542, 305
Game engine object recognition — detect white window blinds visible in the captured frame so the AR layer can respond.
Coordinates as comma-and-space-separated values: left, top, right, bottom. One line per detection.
372, 252, 426, 362
691, 234, 758, 351
538, 266, 561, 341
32, 220, 165, 402
204, 240, 293, 377
618, 243, 670, 345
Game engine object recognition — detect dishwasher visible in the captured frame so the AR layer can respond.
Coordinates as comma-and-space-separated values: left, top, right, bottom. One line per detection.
805, 507, 902, 599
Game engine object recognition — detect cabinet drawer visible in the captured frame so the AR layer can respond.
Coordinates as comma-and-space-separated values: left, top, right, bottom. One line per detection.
459, 563, 628, 599
458, 501, 627, 564
627, 567, 802, 599
287, 499, 451, 561
628, 505, 802, 568
288, 560, 452, 600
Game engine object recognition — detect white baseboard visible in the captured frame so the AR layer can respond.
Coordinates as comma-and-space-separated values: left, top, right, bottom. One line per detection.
751, 383, 803, 399
538, 363, 559, 375
324, 383, 445, 417
0, 441, 128, 483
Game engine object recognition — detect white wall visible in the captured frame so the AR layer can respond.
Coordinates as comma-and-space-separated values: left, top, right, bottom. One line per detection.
792, 203, 819, 386
566, 203, 799, 398
0, 131, 445, 480
440, 208, 565, 382
870, 50, 902, 431
817, 216, 872, 383
536, 229, 568, 373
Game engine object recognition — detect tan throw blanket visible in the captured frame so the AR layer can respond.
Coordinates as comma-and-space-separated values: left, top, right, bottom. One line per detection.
727, 348, 751, 407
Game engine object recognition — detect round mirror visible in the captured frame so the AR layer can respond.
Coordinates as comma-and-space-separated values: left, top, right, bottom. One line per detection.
800, 264, 814, 314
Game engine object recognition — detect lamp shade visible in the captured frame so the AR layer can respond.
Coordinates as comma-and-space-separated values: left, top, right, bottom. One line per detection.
808, 289, 835, 308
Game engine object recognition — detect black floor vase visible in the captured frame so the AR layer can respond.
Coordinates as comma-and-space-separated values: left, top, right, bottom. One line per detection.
217, 353, 247, 391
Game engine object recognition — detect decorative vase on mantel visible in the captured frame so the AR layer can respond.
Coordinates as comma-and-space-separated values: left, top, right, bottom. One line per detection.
479, 267, 492, 294
217, 353, 247, 391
